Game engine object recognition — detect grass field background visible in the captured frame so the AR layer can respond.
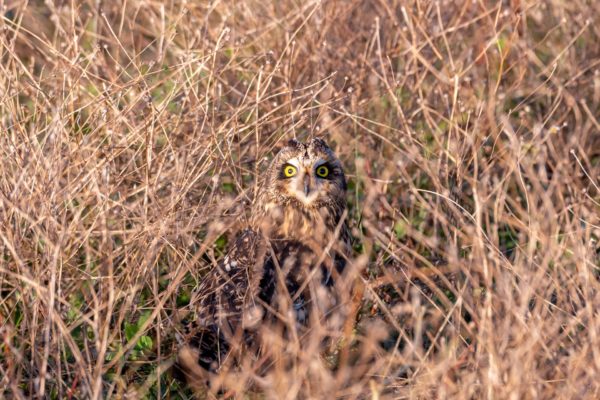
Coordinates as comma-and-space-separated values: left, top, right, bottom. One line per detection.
1, 0, 599, 398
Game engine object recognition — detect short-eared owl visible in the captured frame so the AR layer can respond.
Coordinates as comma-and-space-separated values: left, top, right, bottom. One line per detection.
177, 138, 350, 388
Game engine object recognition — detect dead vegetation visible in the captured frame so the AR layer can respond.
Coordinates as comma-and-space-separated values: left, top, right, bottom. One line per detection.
1, 0, 599, 398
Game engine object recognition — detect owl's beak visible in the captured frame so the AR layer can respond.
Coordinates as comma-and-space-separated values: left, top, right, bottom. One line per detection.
303, 174, 311, 196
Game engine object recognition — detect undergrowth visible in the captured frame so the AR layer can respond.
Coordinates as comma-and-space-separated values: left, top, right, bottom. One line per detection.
1, 0, 599, 398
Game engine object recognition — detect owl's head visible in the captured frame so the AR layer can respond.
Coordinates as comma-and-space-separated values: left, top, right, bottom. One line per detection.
264, 138, 346, 210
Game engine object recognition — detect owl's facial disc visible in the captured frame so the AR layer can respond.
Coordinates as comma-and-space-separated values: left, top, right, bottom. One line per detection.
282, 157, 326, 206
268, 138, 346, 210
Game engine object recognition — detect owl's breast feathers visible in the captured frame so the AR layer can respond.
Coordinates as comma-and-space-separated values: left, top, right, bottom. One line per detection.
255, 194, 348, 244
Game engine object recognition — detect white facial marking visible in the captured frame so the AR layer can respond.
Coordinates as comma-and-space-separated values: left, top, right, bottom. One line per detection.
312, 158, 327, 170
285, 157, 301, 168
284, 156, 329, 205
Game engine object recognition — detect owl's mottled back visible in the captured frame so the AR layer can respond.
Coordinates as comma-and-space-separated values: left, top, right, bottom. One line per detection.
176, 138, 350, 392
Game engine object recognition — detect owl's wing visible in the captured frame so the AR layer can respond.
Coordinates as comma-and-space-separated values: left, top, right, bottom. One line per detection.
177, 229, 269, 381
196, 229, 268, 335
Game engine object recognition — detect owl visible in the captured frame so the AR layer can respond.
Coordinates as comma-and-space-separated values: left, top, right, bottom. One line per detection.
176, 138, 350, 390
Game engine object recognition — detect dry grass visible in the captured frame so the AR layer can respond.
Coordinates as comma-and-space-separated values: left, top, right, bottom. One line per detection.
1, 0, 600, 398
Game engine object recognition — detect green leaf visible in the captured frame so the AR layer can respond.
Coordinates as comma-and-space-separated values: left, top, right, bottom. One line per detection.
177, 291, 191, 307
137, 335, 153, 351
221, 182, 235, 193
124, 322, 138, 342
215, 235, 228, 253
138, 311, 152, 327
394, 220, 407, 240
125, 311, 152, 345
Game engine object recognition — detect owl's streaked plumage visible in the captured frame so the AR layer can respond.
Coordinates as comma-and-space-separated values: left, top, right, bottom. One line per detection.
176, 138, 349, 389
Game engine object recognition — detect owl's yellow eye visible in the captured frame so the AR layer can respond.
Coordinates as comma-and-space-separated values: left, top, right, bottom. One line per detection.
316, 165, 329, 178
283, 165, 297, 177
